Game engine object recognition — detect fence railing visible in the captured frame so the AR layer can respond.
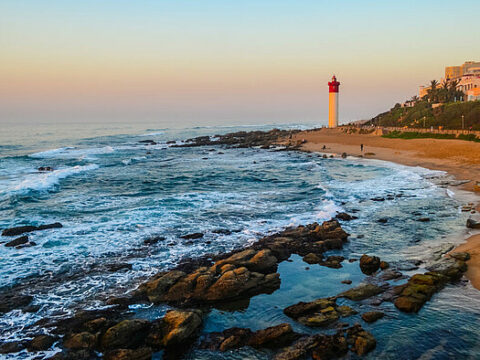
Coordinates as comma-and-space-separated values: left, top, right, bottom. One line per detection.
379, 126, 480, 137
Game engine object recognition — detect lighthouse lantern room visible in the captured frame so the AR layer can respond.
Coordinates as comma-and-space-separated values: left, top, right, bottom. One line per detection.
328, 75, 340, 128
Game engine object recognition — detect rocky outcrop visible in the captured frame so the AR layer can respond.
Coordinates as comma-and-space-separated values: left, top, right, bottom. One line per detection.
27, 335, 56, 352
359, 254, 380, 275
5, 235, 29, 247
284, 297, 356, 327
0, 293, 33, 314
274, 324, 376, 359
394, 256, 467, 313
101, 319, 151, 350
172, 129, 299, 149
157, 309, 203, 348
137, 220, 348, 307
1, 222, 62, 236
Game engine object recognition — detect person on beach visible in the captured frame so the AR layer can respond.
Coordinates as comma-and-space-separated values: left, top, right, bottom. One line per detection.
361, 144, 364, 152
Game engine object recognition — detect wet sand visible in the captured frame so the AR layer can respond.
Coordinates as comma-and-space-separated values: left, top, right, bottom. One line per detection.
282, 128, 480, 289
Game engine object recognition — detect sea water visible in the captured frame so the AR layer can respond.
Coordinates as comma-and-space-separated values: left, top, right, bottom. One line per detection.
0, 123, 479, 359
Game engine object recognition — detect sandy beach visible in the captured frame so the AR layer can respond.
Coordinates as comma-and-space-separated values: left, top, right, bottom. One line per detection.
284, 128, 480, 289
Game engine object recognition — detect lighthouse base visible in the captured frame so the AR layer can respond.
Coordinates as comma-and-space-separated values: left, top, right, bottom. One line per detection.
328, 92, 338, 128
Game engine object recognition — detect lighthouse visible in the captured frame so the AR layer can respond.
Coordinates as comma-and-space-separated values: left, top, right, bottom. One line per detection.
328, 75, 340, 128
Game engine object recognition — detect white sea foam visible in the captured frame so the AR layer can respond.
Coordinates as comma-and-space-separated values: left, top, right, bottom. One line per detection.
30, 146, 114, 159
139, 131, 165, 136
10, 164, 99, 194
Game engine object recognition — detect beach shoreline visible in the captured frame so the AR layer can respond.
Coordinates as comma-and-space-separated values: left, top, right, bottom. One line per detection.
281, 128, 480, 289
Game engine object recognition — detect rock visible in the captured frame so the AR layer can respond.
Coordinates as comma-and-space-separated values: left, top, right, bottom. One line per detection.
341, 279, 352, 285
101, 319, 151, 350
303, 253, 322, 264
426, 257, 467, 280
248, 323, 299, 348
466, 218, 480, 229
1, 222, 62, 236
181, 232, 204, 240
38, 166, 54, 171
339, 283, 384, 301
104, 347, 152, 360
336, 212, 354, 221
0, 341, 25, 354
64, 332, 97, 350
298, 307, 340, 327
106, 263, 132, 272
418, 217, 430, 222
361, 311, 384, 323
199, 327, 253, 352
341, 152, 347, 158
377, 218, 388, 223
5, 235, 29, 247
346, 325, 376, 356
336, 305, 357, 317
212, 229, 232, 235
371, 197, 385, 202
160, 309, 202, 348
284, 298, 336, 319
379, 261, 390, 270
143, 236, 165, 245
450, 252, 470, 261
359, 254, 381, 275
27, 334, 56, 351
0, 293, 33, 313
311, 333, 348, 360
380, 269, 403, 281
321, 255, 344, 269
274, 335, 321, 360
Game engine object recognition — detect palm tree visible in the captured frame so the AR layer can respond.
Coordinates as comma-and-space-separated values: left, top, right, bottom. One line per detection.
429, 80, 438, 103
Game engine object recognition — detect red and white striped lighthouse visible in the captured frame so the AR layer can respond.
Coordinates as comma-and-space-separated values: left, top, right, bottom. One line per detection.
328, 75, 340, 128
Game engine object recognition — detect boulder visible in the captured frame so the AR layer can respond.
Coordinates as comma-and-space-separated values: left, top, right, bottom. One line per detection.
335, 212, 355, 221
248, 323, 299, 348
346, 325, 376, 356
0, 341, 25, 354
284, 298, 336, 319
274, 335, 322, 360
0, 293, 33, 313
27, 335, 56, 352
5, 235, 29, 247
63, 332, 97, 350
359, 254, 380, 275
361, 311, 384, 323
466, 218, 480, 229
303, 253, 322, 264
339, 283, 384, 301
160, 309, 202, 348
199, 327, 253, 352
311, 333, 348, 360
449, 252, 470, 261
181, 233, 204, 240
341, 279, 352, 284
101, 319, 151, 350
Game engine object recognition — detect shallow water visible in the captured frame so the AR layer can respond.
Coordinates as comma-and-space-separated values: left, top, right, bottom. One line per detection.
0, 123, 478, 359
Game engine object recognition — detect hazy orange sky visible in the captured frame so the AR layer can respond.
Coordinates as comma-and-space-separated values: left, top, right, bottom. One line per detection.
1, 0, 479, 126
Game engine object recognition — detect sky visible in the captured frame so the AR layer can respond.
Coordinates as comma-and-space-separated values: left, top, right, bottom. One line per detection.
1, 0, 479, 127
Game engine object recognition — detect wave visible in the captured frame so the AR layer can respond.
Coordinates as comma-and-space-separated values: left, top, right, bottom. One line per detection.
139, 131, 165, 136
9, 164, 99, 194
30, 146, 114, 159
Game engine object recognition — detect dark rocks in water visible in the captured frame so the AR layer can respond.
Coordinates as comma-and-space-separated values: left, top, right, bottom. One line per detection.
0, 293, 33, 314
212, 229, 232, 235
0, 341, 26, 354
172, 129, 299, 149
335, 212, 356, 221
321, 255, 345, 269
377, 218, 388, 223
311, 332, 348, 360
371, 197, 385, 202
303, 252, 322, 264
417, 217, 430, 222
341, 152, 347, 158
5, 235, 29, 247
106, 263, 132, 272
394, 257, 467, 313
396, 259, 422, 271
380, 269, 403, 281
466, 218, 480, 229
101, 319, 151, 350
181, 232, 204, 240
2, 222, 63, 236
359, 254, 381, 275
341, 279, 352, 285
38, 166, 54, 171
139, 139, 156, 145
143, 236, 165, 245
361, 311, 384, 323
339, 283, 385, 301
27, 334, 57, 351
200, 327, 253, 352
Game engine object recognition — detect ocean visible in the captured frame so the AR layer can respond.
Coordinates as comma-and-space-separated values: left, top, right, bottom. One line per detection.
0, 122, 479, 359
